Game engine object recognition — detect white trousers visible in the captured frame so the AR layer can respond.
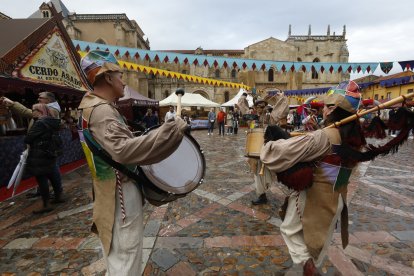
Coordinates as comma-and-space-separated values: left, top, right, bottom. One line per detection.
280, 190, 343, 267
253, 160, 273, 196
104, 181, 143, 276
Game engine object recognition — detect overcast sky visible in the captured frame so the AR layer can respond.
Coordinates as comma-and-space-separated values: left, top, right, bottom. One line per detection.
2, 0, 414, 78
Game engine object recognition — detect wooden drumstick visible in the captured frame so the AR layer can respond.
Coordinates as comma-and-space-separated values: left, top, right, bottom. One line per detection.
259, 163, 265, 175
175, 88, 185, 118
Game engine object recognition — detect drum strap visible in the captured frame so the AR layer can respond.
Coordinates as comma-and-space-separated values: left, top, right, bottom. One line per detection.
82, 129, 148, 195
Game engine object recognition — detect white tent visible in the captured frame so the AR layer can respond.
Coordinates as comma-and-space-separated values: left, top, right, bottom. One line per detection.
159, 93, 220, 108
221, 88, 254, 107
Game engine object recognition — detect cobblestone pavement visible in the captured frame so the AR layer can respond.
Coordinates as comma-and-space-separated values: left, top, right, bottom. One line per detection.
1, 130, 413, 275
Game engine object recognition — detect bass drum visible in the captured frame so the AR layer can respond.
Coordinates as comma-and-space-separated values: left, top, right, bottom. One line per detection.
137, 126, 206, 206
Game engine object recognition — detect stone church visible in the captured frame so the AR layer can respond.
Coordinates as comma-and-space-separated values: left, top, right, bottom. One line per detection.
29, 0, 350, 103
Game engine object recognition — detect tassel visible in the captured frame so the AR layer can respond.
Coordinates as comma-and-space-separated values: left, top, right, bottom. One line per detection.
277, 162, 314, 191
388, 107, 414, 131
364, 116, 387, 139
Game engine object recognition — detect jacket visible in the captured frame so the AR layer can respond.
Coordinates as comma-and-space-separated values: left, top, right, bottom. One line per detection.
24, 117, 61, 176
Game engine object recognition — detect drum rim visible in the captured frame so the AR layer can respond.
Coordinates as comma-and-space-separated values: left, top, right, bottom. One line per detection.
140, 127, 206, 195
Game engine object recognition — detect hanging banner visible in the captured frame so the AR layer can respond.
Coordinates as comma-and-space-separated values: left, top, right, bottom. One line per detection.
17, 31, 89, 91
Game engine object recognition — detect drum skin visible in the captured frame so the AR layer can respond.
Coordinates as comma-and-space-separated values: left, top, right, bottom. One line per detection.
137, 126, 206, 206
245, 128, 265, 158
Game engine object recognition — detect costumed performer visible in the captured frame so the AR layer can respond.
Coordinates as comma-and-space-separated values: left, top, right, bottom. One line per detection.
260, 81, 364, 275
78, 50, 188, 275
236, 90, 289, 205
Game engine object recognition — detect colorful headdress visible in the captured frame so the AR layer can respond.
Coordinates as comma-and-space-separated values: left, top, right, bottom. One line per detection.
323, 80, 362, 113
80, 50, 121, 85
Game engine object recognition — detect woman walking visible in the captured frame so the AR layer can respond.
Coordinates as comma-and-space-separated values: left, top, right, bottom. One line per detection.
25, 103, 63, 214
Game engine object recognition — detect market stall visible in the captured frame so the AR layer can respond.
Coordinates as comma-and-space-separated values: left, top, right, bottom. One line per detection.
221, 88, 254, 108
0, 11, 90, 200
159, 93, 220, 129
117, 85, 159, 127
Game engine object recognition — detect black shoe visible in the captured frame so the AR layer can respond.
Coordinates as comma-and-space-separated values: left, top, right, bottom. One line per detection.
26, 191, 41, 198
251, 193, 268, 205
32, 206, 54, 214
50, 193, 66, 204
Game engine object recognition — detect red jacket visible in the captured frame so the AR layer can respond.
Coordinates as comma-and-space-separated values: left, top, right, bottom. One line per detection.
217, 111, 226, 122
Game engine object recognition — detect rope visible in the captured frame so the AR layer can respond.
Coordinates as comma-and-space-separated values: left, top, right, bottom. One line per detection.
295, 192, 303, 221
115, 169, 126, 224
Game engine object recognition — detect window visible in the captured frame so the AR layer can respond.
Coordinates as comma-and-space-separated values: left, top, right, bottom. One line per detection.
297, 58, 302, 62
164, 90, 169, 98
42, 11, 50, 18
386, 92, 391, 100
408, 89, 413, 93
224, 91, 230, 102
231, 69, 237, 78
148, 90, 153, 99
95, 38, 106, 45
374, 94, 379, 100
215, 69, 220, 78
268, 68, 274, 82
316, 46, 319, 52
182, 70, 188, 75
312, 58, 320, 79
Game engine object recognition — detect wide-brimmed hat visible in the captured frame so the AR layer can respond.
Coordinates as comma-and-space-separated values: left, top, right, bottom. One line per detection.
80, 50, 121, 85
319, 80, 361, 113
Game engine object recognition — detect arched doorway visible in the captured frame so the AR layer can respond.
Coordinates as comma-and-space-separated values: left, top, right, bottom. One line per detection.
193, 90, 210, 100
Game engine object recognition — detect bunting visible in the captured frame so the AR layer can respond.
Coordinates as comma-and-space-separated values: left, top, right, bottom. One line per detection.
78, 51, 250, 90
73, 40, 381, 74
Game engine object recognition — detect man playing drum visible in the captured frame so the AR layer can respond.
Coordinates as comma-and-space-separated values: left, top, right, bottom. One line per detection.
236, 90, 289, 205
78, 50, 188, 275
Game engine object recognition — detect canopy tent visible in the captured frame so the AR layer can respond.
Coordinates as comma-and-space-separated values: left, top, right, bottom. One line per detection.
118, 86, 158, 107
116, 86, 159, 122
159, 93, 220, 108
221, 88, 254, 107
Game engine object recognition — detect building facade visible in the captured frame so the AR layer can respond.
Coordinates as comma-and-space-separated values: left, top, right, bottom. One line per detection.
29, 0, 151, 95
357, 71, 414, 101
30, 1, 350, 104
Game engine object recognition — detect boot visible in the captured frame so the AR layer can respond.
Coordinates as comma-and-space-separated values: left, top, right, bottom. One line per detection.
50, 192, 65, 204
251, 193, 268, 205
303, 258, 320, 276
33, 200, 54, 214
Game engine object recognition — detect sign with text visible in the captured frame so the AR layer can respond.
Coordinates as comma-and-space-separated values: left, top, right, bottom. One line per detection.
19, 31, 88, 91
190, 119, 209, 129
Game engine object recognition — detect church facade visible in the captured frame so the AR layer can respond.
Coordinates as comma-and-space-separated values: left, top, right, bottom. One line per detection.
30, 1, 350, 103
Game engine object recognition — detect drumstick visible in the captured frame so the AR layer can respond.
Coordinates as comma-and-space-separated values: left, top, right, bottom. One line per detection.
259, 164, 265, 175
175, 88, 185, 118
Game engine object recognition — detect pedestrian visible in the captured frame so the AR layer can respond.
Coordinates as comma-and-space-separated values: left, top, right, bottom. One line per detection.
164, 105, 176, 122
207, 108, 216, 135
260, 81, 366, 274
79, 50, 188, 275
0, 92, 63, 199
24, 103, 63, 213
142, 108, 158, 129
226, 110, 234, 135
217, 107, 226, 136
233, 107, 240, 134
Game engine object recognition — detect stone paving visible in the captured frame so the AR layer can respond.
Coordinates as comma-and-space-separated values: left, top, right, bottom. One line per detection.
0, 130, 413, 275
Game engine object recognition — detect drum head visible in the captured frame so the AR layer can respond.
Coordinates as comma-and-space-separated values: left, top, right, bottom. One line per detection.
140, 135, 205, 195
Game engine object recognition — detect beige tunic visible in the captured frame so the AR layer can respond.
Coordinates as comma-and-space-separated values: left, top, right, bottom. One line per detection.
261, 128, 349, 260
78, 93, 188, 255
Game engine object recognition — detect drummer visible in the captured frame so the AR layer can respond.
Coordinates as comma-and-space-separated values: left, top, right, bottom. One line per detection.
236, 90, 289, 205
78, 50, 188, 275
